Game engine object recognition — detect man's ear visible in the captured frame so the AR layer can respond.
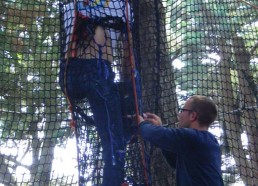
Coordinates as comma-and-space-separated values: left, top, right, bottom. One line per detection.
189, 111, 198, 122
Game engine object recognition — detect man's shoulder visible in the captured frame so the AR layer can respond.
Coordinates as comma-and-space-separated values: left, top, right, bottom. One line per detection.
174, 128, 216, 142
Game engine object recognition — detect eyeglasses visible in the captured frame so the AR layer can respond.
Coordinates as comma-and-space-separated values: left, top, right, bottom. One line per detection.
178, 108, 193, 113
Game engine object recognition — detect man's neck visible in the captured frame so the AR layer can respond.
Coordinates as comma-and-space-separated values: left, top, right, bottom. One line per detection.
191, 122, 209, 131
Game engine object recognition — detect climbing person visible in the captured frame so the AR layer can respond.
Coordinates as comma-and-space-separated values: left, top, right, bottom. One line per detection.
137, 95, 224, 186
59, 0, 138, 185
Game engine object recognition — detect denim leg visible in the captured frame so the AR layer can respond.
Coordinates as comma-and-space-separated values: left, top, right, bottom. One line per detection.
90, 87, 126, 186
60, 59, 127, 186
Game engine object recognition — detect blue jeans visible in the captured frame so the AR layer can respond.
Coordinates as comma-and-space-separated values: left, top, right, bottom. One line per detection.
59, 58, 131, 186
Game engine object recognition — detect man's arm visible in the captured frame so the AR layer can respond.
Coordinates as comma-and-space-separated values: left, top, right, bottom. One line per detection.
138, 114, 178, 168
139, 122, 177, 152
139, 118, 194, 155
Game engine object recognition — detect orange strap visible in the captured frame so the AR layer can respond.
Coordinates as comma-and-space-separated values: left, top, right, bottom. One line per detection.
125, 1, 150, 186
63, 0, 80, 128
64, 0, 91, 128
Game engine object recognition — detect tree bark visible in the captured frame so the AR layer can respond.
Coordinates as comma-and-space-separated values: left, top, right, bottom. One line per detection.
135, 0, 178, 185
217, 38, 253, 185
0, 154, 16, 186
232, 36, 258, 185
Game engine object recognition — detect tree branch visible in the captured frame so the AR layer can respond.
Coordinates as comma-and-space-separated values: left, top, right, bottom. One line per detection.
250, 42, 258, 56
0, 153, 30, 170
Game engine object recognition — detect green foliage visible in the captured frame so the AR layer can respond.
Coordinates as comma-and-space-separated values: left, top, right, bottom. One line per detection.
0, 0, 67, 139
169, 0, 258, 96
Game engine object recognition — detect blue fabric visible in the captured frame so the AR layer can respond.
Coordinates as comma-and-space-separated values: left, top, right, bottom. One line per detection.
139, 121, 224, 186
59, 58, 133, 186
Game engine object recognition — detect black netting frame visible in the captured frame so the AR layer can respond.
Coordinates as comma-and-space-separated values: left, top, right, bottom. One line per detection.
0, 0, 257, 185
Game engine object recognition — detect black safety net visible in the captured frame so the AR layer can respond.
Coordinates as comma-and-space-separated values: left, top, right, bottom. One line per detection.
0, 0, 257, 186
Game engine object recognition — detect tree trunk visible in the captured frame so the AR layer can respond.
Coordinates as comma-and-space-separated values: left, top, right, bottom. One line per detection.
218, 38, 253, 185
232, 36, 258, 185
29, 115, 57, 186
35, 137, 55, 186
30, 121, 42, 184
0, 154, 16, 186
135, 0, 178, 185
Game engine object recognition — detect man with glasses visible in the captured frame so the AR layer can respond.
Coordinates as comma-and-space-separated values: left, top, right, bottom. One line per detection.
137, 95, 224, 186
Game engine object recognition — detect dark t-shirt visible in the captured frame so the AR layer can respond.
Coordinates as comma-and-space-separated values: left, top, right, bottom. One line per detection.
140, 121, 224, 186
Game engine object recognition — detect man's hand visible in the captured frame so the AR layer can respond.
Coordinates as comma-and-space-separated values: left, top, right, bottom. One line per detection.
130, 113, 162, 126
143, 112, 162, 126
137, 114, 144, 124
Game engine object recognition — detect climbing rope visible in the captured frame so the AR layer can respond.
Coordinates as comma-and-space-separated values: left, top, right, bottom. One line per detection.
63, 0, 79, 129
125, 1, 151, 185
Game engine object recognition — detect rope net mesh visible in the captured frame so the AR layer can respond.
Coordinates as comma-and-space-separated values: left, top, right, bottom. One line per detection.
0, 0, 257, 185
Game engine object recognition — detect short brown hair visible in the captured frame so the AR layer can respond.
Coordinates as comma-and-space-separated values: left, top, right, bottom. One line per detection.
188, 95, 218, 127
